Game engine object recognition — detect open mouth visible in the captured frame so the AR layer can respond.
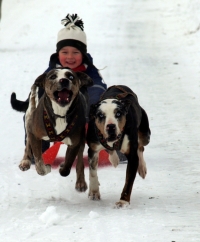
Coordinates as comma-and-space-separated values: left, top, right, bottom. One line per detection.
54, 88, 73, 106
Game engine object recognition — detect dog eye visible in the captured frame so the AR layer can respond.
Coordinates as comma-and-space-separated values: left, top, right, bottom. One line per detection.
98, 113, 104, 119
50, 74, 57, 80
69, 75, 74, 80
116, 111, 121, 117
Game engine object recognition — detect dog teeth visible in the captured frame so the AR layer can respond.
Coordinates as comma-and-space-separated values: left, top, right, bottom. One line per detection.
57, 97, 70, 103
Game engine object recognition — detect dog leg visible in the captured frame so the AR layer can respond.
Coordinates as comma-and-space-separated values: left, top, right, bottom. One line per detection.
116, 137, 139, 207
30, 134, 51, 176
59, 145, 79, 177
137, 130, 149, 179
75, 142, 87, 192
88, 148, 100, 200
137, 146, 147, 179
19, 137, 32, 171
108, 150, 119, 167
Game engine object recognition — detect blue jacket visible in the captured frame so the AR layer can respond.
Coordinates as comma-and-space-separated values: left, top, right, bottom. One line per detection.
41, 53, 107, 106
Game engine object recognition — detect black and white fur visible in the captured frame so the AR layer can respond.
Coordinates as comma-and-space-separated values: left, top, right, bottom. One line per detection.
87, 85, 151, 207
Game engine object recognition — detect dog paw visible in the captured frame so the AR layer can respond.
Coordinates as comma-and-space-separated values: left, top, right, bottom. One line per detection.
138, 161, 147, 179
75, 181, 88, 192
88, 190, 100, 200
35, 163, 51, 176
59, 167, 70, 177
19, 159, 31, 171
115, 200, 129, 208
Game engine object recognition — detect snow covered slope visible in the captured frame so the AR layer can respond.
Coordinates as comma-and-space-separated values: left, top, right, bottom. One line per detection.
0, 0, 200, 241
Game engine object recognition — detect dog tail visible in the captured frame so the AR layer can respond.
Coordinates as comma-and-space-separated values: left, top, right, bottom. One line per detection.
10, 92, 29, 113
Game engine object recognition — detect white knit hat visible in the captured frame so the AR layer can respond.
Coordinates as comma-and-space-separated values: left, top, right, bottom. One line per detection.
56, 14, 87, 53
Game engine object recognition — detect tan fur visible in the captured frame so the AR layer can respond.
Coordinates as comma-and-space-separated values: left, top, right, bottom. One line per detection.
116, 113, 126, 133
120, 134, 130, 154
109, 150, 119, 167
88, 142, 101, 200
137, 131, 150, 179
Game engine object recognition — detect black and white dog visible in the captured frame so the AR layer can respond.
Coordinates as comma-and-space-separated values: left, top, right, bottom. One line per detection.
87, 85, 151, 207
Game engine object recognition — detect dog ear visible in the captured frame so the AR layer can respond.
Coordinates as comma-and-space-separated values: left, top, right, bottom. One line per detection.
34, 73, 46, 89
89, 102, 100, 119
76, 72, 93, 87
121, 100, 131, 114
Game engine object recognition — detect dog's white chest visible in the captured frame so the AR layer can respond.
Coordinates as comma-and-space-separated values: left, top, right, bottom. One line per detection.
55, 118, 67, 134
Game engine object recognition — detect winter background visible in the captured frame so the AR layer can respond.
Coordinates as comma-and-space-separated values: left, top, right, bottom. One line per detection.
0, 0, 200, 241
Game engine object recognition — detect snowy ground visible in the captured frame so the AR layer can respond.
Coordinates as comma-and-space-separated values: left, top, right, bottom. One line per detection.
0, 0, 200, 241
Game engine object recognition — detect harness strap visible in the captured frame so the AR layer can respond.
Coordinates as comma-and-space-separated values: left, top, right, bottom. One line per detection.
43, 109, 78, 142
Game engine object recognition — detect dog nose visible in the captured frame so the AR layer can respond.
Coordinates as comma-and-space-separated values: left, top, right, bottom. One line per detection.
59, 78, 69, 88
106, 124, 116, 134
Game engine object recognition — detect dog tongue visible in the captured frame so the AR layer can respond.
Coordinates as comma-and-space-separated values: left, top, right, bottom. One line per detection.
58, 89, 69, 100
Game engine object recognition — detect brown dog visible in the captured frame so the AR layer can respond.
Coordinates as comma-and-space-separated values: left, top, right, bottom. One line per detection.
11, 68, 93, 191
87, 85, 151, 206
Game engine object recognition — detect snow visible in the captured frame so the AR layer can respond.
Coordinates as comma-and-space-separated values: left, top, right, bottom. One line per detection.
39, 206, 63, 227
0, 0, 200, 241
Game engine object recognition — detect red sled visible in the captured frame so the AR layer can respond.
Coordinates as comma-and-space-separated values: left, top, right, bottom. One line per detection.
42, 142, 111, 168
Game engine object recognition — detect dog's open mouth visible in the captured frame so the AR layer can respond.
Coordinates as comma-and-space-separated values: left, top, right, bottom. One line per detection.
54, 88, 73, 105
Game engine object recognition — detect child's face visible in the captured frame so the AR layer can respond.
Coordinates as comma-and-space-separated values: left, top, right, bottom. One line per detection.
58, 46, 83, 69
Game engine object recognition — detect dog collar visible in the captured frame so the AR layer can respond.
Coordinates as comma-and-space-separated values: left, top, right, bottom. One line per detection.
95, 125, 124, 151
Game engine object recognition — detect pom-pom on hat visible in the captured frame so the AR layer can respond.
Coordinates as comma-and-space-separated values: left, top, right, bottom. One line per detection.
56, 14, 87, 54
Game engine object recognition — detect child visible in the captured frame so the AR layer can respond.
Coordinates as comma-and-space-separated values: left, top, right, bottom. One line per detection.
40, 13, 107, 108
35, 13, 107, 153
